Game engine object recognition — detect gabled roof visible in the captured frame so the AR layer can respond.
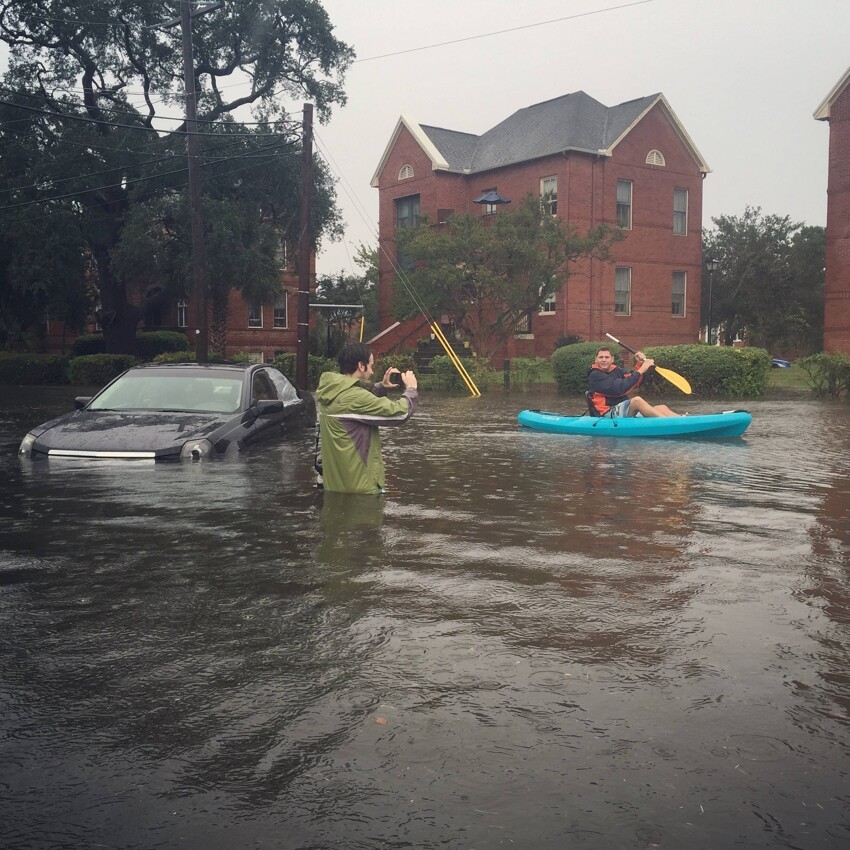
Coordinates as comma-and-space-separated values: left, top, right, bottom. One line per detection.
371, 91, 710, 187
814, 64, 850, 120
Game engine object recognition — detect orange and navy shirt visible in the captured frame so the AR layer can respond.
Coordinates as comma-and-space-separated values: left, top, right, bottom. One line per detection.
587, 363, 644, 415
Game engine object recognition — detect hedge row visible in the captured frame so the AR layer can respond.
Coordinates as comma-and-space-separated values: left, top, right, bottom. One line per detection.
551, 342, 771, 398
71, 331, 190, 358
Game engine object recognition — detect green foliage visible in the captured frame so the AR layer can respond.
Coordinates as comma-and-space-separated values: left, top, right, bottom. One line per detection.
271, 353, 337, 390
552, 342, 770, 397
0, 352, 68, 385
703, 209, 824, 354
72, 331, 190, 359
796, 353, 850, 398
0, 0, 353, 353
510, 357, 549, 389
393, 194, 622, 360
136, 331, 190, 360
429, 355, 491, 390
70, 334, 108, 357
377, 352, 416, 373
551, 342, 618, 394
67, 354, 138, 386
641, 345, 770, 397
152, 351, 196, 364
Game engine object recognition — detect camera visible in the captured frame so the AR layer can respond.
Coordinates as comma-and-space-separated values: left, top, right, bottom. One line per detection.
389, 370, 406, 387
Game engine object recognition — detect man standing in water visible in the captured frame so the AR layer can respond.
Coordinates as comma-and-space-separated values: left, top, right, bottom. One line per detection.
587, 346, 679, 417
316, 342, 418, 493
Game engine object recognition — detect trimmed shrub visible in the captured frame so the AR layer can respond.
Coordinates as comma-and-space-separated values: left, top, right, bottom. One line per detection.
551, 341, 618, 394
553, 342, 770, 398
137, 331, 191, 359
642, 344, 770, 397
70, 333, 106, 356
377, 351, 416, 374
429, 354, 490, 390
67, 354, 138, 386
70, 331, 191, 359
153, 350, 196, 363
510, 356, 548, 388
0, 352, 69, 385
271, 353, 337, 390
796, 353, 850, 398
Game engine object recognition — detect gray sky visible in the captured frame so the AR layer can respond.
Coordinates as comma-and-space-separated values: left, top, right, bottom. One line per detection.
312, 0, 850, 275
2, 1, 848, 279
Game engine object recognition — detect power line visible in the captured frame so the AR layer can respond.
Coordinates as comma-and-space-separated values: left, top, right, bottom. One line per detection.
353, 0, 657, 63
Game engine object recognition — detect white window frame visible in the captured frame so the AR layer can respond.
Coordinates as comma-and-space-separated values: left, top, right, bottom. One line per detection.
646, 149, 666, 166
273, 292, 288, 329
177, 299, 188, 329
614, 267, 631, 316
248, 302, 263, 328
540, 175, 558, 215
673, 187, 688, 235
672, 271, 686, 317
616, 179, 632, 229
398, 164, 414, 180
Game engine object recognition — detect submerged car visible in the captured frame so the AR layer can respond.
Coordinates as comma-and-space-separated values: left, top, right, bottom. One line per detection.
18, 362, 314, 461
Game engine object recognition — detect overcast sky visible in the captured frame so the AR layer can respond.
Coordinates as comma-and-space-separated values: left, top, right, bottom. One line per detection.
312, 0, 850, 275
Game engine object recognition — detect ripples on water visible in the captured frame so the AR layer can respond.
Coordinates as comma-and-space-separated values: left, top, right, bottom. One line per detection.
1, 388, 849, 848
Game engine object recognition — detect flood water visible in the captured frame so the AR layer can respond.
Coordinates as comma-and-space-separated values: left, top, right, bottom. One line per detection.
1, 386, 849, 849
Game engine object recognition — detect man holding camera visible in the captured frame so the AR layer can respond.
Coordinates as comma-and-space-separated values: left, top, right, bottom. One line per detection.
315, 342, 418, 494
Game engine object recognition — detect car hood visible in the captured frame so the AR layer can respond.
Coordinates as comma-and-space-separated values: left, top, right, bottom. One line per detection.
32, 410, 229, 457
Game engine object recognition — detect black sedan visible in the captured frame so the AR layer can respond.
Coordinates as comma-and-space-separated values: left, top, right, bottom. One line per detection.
18, 363, 314, 461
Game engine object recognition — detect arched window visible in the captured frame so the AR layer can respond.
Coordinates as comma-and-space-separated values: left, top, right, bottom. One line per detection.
398, 164, 414, 180
646, 149, 666, 166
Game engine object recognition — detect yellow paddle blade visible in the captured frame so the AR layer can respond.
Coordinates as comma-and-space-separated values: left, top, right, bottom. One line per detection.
655, 366, 692, 395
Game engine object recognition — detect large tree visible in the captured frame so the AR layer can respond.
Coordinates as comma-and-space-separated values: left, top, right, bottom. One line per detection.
392, 195, 622, 361
702, 207, 824, 354
0, 0, 353, 353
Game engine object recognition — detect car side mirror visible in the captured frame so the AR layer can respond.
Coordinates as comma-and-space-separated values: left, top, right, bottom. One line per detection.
255, 399, 284, 416
75, 397, 92, 410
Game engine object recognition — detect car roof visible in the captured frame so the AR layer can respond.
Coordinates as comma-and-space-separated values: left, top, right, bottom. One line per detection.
131, 362, 256, 373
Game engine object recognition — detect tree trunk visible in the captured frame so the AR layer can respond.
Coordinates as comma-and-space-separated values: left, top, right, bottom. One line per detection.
209, 285, 228, 359
92, 245, 141, 355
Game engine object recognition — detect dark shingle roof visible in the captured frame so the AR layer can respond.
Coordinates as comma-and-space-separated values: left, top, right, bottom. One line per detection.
420, 91, 660, 174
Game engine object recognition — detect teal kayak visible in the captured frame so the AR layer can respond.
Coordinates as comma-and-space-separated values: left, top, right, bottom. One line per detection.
517, 408, 752, 438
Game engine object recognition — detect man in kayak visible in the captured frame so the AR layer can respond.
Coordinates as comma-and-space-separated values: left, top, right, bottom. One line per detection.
316, 342, 418, 493
587, 346, 679, 417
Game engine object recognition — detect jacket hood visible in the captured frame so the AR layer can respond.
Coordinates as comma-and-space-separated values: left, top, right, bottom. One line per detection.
316, 371, 359, 405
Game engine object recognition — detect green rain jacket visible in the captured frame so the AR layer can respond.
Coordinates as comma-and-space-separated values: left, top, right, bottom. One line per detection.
315, 371, 419, 494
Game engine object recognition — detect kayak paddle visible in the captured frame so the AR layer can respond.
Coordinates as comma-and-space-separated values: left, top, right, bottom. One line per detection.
604, 332, 692, 395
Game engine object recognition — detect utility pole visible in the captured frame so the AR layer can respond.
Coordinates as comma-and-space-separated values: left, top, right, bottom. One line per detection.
180, 0, 214, 362
295, 103, 313, 391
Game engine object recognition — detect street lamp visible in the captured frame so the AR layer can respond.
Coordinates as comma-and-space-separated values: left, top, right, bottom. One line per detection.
706, 258, 719, 345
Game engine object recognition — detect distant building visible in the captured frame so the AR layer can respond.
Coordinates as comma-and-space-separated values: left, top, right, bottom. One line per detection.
370, 91, 710, 359
815, 66, 850, 354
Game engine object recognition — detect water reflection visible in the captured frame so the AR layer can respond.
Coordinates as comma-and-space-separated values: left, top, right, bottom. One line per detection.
1, 388, 850, 848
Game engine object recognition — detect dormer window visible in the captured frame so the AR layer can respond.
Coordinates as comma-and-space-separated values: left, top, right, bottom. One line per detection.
398, 164, 414, 180
646, 149, 666, 166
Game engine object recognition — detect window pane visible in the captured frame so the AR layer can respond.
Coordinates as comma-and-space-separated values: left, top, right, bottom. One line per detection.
274, 294, 287, 328
673, 188, 688, 235
617, 180, 632, 229
248, 303, 262, 328
614, 268, 631, 315
541, 176, 558, 215
672, 271, 686, 316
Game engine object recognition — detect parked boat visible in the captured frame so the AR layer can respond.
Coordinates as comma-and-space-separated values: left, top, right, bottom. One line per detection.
517, 408, 752, 438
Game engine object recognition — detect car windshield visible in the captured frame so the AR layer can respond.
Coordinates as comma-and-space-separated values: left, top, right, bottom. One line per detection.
88, 370, 243, 414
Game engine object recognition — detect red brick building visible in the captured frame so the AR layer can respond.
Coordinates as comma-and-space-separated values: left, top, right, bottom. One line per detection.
370, 91, 710, 359
815, 66, 850, 354
46, 260, 311, 363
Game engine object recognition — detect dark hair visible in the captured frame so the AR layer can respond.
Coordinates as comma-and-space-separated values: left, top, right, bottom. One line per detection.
337, 342, 372, 374
595, 346, 613, 356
